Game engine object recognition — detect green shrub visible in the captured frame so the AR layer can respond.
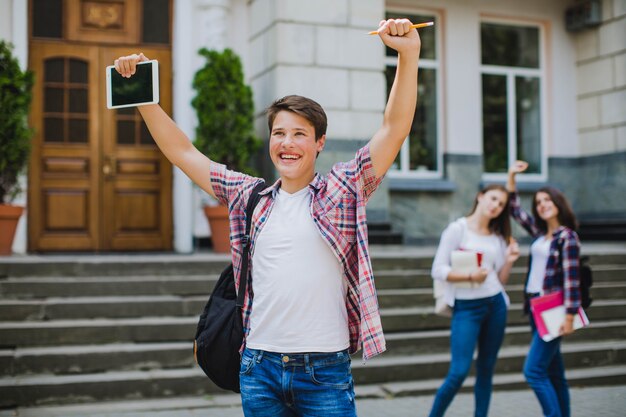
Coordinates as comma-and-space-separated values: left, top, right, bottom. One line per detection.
0, 41, 34, 203
191, 48, 261, 175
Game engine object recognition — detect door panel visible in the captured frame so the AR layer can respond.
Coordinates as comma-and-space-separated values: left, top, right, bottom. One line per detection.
99, 47, 172, 250
28, 43, 100, 251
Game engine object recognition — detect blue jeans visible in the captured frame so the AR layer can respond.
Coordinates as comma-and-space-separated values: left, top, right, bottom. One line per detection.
239, 347, 356, 417
429, 292, 507, 417
524, 314, 570, 417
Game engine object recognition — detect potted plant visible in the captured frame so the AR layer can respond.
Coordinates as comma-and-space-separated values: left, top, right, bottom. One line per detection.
191, 48, 261, 253
0, 41, 34, 255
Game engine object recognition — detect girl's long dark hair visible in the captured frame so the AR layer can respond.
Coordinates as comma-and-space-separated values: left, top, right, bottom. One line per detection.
532, 186, 578, 233
468, 184, 512, 243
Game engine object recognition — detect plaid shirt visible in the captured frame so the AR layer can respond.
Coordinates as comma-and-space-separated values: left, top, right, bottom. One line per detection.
210, 145, 386, 360
509, 192, 581, 314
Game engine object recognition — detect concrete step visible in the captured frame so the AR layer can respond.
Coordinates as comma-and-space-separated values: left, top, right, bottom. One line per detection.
353, 340, 626, 385
2, 252, 624, 278
0, 342, 194, 376
380, 299, 626, 332
0, 276, 216, 299
0, 367, 218, 408
376, 282, 626, 307
0, 317, 197, 348
0, 296, 208, 321
385, 319, 626, 355
0, 277, 626, 321
2, 300, 624, 348
2, 264, 624, 300
4, 320, 625, 377
0, 256, 232, 278
377, 364, 626, 397
1, 340, 624, 407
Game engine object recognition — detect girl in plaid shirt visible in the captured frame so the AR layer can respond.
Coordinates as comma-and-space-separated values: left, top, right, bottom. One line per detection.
507, 160, 581, 417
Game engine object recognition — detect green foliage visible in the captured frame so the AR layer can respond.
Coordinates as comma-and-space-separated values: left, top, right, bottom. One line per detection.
191, 48, 261, 175
0, 41, 34, 203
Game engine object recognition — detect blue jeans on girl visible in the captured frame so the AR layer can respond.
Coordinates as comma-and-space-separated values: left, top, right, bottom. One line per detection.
429, 292, 507, 417
239, 347, 356, 417
524, 314, 570, 417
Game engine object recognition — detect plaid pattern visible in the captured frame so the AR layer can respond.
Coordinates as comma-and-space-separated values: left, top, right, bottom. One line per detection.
509, 192, 581, 314
210, 145, 386, 360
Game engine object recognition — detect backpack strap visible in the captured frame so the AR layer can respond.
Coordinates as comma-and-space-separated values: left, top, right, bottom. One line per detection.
236, 181, 266, 308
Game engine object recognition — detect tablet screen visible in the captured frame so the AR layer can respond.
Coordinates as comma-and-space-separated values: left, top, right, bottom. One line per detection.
109, 61, 155, 107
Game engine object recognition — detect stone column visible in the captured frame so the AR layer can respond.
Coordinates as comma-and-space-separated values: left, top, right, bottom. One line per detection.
172, 0, 232, 252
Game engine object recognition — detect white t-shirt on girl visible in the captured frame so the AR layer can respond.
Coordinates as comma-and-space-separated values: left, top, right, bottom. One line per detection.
527, 236, 551, 294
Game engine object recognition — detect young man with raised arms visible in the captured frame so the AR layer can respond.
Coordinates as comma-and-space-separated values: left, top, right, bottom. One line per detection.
114, 17, 421, 417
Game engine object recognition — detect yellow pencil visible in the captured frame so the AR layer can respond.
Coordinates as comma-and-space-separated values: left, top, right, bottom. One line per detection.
368, 21, 434, 35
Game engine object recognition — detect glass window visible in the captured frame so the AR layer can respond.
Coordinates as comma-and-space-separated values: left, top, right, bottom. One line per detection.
481, 23, 539, 68
482, 74, 508, 173
481, 22, 543, 176
43, 57, 90, 143
142, 0, 170, 44
386, 11, 440, 176
32, 0, 63, 39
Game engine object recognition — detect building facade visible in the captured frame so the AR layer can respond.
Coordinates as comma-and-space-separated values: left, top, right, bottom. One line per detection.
2, 0, 625, 253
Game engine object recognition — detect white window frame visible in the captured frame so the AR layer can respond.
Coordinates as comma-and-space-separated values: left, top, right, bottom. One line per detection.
480, 18, 548, 183
386, 7, 444, 180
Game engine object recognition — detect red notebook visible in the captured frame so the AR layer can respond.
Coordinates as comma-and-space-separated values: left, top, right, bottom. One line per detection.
529, 291, 589, 342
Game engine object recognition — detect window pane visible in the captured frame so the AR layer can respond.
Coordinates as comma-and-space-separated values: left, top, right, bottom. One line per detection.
516, 76, 541, 173
69, 89, 88, 113
481, 23, 539, 68
45, 58, 65, 82
482, 74, 508, 173
409, 68, 437, 171
68, 119, 88, 143
140, 122, 155, 145
117, 121, 136, 145
44, 117, 65, 142
69, 59, 88, 84
117, 107, 136, 116
142, 0, 170, 44
385, 12, 436, 60
33, 0, 63, 39
45, 88, 64, 113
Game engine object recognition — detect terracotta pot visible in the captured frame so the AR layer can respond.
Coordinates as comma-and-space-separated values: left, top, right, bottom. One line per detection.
203, 205, 231, 253
0, 204, 24, 256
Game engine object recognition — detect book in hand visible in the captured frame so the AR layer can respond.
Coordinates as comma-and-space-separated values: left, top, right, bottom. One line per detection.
450, 250, 483, 289
530, 291, 590, 342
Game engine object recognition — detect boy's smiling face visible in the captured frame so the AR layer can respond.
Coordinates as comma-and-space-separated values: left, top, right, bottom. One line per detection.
269, 110, 325, 192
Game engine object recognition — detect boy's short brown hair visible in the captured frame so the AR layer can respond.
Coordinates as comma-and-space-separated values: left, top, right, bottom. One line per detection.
266, 95, 327, 141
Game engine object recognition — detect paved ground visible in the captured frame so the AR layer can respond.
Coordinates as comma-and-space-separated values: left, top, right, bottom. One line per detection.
2, 385, 625, 417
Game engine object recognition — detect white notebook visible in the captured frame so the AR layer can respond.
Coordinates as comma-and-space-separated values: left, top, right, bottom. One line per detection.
450, 250, 481, 289
540, 306, 590, 342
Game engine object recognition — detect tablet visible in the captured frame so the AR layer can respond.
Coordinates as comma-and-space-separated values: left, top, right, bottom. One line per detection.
106, 60, 159, 109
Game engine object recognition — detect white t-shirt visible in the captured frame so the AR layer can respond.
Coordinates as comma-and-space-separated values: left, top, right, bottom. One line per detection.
527, 236, 551, 294
246, 187, 349, 353
431, 218, 509, 304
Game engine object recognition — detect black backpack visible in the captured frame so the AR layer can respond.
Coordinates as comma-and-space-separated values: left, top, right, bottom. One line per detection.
580, 255, 593, 309
193, 181, 265, 393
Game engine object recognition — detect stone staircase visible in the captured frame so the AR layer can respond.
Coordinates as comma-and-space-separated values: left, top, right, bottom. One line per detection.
1, 248, 625, 409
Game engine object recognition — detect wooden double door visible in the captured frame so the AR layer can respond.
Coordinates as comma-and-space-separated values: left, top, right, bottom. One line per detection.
28, 43, 173, 251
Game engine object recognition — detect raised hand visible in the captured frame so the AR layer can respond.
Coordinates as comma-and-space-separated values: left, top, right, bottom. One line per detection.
376, 18, 421, 58
114, 53, 149, 78
508, 160, 529, 176
505, 238, 521, 264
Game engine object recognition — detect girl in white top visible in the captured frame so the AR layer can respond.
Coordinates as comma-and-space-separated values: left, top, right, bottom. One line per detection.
429, 184, 520, 417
